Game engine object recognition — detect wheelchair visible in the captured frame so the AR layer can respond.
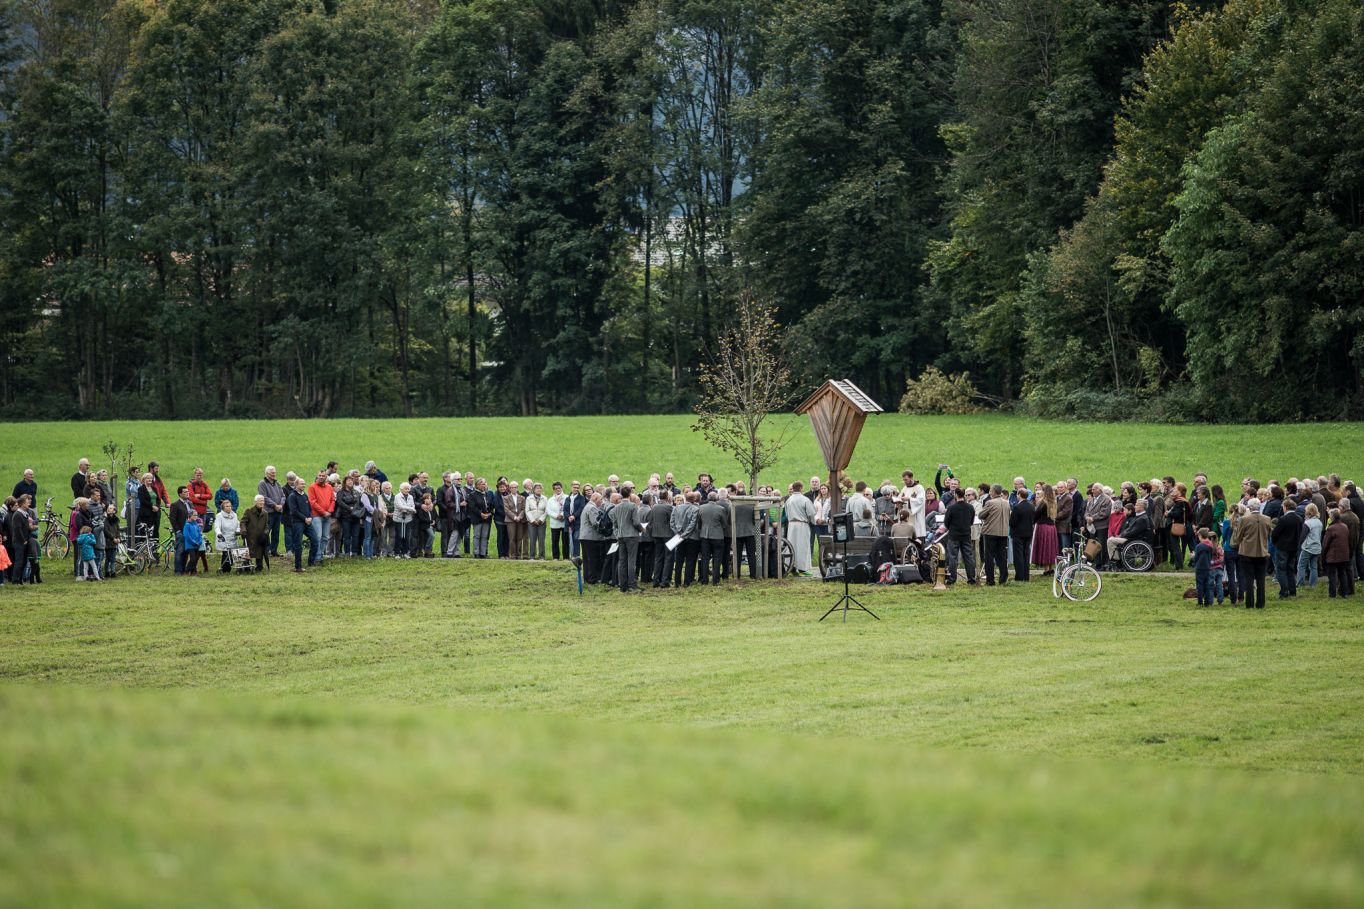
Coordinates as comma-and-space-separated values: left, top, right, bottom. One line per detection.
1113, 538, 1155, 572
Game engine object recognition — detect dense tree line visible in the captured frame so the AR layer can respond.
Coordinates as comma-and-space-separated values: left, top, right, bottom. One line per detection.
0, 0, 1359, 420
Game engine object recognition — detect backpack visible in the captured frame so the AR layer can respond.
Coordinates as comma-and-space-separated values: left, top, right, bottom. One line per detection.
868, 535, 894, 567
596, 507, 614, 537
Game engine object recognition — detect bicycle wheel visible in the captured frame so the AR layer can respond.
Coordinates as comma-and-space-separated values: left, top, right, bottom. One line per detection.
128, 548, 148, 576
161, 546, 175, 573
1062, 564, 1102, 602
1121, 540, 1155, 572
44, 532, 69, 560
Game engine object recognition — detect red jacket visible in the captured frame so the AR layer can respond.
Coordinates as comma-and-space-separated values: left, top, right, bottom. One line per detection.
152, 476, 169, 505
308, 481, 336, 517
188, 479, 212, 516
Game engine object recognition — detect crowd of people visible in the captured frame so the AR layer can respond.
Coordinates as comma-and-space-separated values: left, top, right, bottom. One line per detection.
2, 459, 1361, 607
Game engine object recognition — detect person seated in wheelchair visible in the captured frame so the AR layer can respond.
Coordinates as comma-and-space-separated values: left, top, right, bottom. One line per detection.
1106, 499, 1154, 568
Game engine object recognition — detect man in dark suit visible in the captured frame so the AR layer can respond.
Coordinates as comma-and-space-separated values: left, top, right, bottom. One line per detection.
460, 472, 476, 554
438, 473, 464, 557
674, 492, 702, 587
1271, 501, 1303, 598
649, 494, 674, 587
169, 485, 193, 576
71, 458, 91, 501
732, 496, 758, 580
564, 481, 588, 559
636, 496, 655, 585
698, 491, 728, 585
1009, 493, 1036, 581
613, 493, 644, 592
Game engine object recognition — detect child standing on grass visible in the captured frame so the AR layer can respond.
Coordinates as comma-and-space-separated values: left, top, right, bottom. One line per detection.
1191, 529, 1215, 607
1208, 532, 1226, 605
76, 524, 101, 581
183, 514, 208, 575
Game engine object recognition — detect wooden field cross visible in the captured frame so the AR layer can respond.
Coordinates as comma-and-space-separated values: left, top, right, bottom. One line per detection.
795, 379, 883, 517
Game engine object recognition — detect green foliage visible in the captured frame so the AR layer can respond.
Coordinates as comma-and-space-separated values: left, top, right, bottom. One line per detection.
1163, 0, 1364, 420
897, 366, 984, 415
0, 0, 1358, 421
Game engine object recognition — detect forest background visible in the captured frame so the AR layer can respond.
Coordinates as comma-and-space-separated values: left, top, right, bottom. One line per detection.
1, 0, 1359, 422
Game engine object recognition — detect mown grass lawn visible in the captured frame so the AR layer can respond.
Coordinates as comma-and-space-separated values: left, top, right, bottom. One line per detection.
4, 414, 1363, 499
2, 559, 1362, 907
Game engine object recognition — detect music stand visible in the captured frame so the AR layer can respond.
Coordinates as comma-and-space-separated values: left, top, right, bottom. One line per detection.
820, 512, 879, 622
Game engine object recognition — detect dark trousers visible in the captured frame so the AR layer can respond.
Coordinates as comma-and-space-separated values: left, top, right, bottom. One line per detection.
682, 539, 701, 586
495, 522, 508, 558
735, 535, 757, 579
268, 511, 282, 555
287, 521, 315, 570
1168, 531, 1187, 569
341, 517, 361, 556
700, 538, 724, 584
1326, 562, 1352, 597
637, 541, 654, 583
1012, 536, 1031, 581
9, 543, 25, 583
946, 535, 976, 584
1195, 568, 1213, 605
1275, 548, 1298, 597
173, 531, 187, 575
1223, 549, 1241, 603
582, 539, 604, 583
1240, 555, 1268, 609
463, 519, 472, 554
653, 540, 675, 586
983, 535, 1008, 585
551, 527, 566, 560
616, 537, 640, 590
1091, 527, 1111, 568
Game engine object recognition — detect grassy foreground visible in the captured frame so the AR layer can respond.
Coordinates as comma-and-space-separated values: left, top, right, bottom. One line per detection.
2, 560, 1363, 906
3, 685, 1361, 909
4, 414, 1363, 498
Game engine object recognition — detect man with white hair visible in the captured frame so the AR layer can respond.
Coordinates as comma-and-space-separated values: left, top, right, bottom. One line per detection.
259, 466, 287, 557
12, 468, 37, 502
364, 461, 388, 485
70, 458, 91, 500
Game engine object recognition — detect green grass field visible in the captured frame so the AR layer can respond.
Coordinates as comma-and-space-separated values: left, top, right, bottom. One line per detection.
3, 416, 1363, 906
5, 414, 1364, 500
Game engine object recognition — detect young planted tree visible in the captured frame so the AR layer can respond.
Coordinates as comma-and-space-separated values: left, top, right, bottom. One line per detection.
692, 295, 796, 490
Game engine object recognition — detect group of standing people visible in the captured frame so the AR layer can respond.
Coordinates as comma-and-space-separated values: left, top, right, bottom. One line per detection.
3, 459, 1362, 608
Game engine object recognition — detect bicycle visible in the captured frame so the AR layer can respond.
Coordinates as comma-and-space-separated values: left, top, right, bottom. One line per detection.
38, 498, 70, 560
1052, 538, 1103, 602
128, 531, 175, 574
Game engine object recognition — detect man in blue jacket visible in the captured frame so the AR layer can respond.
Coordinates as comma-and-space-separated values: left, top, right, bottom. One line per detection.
286, 476, 315, 572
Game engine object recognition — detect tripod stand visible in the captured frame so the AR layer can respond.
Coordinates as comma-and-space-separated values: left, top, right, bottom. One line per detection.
819, 532, 880, 622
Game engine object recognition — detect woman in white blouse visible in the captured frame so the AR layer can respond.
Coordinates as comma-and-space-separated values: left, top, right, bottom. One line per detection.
392, 483, 416, 560
215, 499, 241, 572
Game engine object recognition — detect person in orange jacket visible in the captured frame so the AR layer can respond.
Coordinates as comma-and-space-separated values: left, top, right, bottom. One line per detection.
187, 467, 214, 533
308, 471, 337, 560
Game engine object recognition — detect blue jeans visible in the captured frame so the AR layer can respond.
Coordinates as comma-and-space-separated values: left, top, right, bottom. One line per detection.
173, 532, 187, 575
1195, 568, 1213, 605
287, 521, 317, 569
362, 519, 374, 558
1058, 531, 1073, 555
1297, 551, 1319, 588
1274, 549, 1297, 596
311, 516, 329, 562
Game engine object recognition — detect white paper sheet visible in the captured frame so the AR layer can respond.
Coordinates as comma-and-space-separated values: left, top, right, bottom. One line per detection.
665, 534, 684, 551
